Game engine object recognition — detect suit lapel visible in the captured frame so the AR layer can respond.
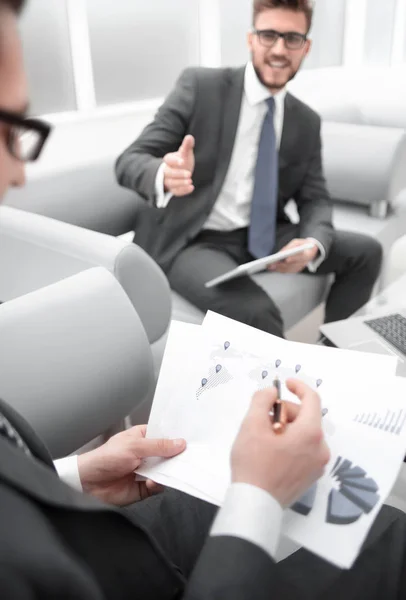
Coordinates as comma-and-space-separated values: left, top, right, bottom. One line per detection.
0, 434, 112, 513
0, 398, 55, 470
211, 67, 245, 205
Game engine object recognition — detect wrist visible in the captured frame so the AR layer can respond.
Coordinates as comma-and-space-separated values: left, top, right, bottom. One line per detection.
306, 238, 321, 260
232, 474, 285, 508
77, 450, 98, 493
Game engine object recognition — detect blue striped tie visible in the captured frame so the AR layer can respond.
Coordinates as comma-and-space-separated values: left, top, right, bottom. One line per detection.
248, 97, 278, 259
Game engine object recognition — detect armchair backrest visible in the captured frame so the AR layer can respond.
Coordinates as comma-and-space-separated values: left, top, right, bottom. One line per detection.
0, 267, 154, 458
0, 206, 171, 345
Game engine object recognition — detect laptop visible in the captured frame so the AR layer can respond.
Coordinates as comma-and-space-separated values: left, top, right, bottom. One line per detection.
320, 310, 406, 377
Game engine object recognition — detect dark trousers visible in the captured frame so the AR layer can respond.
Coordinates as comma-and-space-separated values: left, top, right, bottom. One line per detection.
167, 225, 383, 338
129, 490, 406, 599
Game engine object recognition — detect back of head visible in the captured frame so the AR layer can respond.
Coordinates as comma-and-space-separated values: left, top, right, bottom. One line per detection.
0, 0, 25, 15
0, 0, 27, 198
253, 0, 314, 32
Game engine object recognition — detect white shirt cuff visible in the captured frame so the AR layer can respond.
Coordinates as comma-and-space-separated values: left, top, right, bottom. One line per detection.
307, 238, 326, 272
210, 483, 283, 560
155, 162, 173, 208
54, 456, 83, 492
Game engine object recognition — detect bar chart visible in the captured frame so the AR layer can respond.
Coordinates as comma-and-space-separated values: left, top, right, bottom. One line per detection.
353, 409, 406, 436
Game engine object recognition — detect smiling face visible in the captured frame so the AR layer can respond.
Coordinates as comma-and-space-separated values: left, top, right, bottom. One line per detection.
248, 7, 311, 93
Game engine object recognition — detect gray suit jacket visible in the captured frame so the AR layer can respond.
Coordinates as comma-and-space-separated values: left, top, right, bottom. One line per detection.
116, 66, 334, 272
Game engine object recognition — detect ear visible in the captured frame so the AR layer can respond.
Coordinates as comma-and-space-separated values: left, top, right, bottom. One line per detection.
247, 30, 254, 53
303, 38, 312, 58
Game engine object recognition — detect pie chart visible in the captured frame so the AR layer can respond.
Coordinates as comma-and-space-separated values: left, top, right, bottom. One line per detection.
291, 456, 380, 526
327, 457, 380, 525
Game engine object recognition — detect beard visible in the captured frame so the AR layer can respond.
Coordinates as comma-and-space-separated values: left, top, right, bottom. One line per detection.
252, 54, 302, 92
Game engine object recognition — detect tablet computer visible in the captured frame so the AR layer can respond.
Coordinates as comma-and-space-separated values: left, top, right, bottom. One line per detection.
205, 242, 315, 288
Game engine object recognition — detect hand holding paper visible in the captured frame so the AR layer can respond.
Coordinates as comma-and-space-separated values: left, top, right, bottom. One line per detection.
78, 425, 186, 506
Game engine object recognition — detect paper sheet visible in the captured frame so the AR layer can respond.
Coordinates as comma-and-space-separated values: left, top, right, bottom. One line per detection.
137, 313, 404, 568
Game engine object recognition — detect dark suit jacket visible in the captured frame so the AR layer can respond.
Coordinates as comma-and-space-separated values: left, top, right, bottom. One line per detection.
116, 66, 334, 272
0, 398, 286, 600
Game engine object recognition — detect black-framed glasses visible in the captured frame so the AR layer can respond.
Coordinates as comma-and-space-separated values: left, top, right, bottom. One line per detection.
254, 29, 307, 50
0, 110, 52, 162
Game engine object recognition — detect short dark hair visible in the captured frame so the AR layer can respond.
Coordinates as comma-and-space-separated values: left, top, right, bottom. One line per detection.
0, 0, 25, 14
253, 0, 314, 32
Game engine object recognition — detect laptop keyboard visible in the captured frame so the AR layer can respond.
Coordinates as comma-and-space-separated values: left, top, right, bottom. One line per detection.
365, 313, 406, 357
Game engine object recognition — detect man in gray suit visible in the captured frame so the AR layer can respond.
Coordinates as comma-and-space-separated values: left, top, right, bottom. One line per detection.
116, 0, 382, 337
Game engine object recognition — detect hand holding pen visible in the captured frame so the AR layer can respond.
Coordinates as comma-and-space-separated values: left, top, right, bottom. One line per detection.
271, 377, 328, 433
231, 379, 331, 508
271, 376, 287, 434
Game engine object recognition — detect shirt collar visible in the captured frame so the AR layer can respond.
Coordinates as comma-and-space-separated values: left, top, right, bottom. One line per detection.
244, 61, 287, 110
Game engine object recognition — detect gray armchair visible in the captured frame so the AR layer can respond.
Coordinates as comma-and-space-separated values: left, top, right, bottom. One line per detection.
0, 205, 171, 377
0, 205, 175, 428
0, 267, 154, 458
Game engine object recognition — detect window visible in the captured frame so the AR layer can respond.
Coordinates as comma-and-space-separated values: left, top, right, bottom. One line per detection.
86, 0, 201, 106
19, 0, 77, 115
304, 0, 346, 69
364, 0, 397, 65
220, 0, 251, 67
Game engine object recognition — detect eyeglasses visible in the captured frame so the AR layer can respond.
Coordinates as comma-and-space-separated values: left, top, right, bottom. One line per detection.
0, 109, 52, 162
254, 29, 307, 51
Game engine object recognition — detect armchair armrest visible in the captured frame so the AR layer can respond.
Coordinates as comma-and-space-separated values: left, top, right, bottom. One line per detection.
385, 235, 406, 286
5, 158, 141, 236
322, 122, 406, 216
0, 206, 171, 344
0, 268, 154, 458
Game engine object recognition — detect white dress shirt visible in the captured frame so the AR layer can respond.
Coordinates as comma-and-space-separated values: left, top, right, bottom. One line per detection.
155, 61, 325, 270
54, 456, 83, 491
54, 455, 292, 561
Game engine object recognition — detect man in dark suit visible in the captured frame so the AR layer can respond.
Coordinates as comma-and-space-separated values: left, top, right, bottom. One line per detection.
116, 0, 383, 337
1, 1, 406, 598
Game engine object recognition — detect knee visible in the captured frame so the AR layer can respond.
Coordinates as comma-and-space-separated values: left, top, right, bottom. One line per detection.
233, 295, 284, 337
362, 236, 383, 274
366, 237, 383, 262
